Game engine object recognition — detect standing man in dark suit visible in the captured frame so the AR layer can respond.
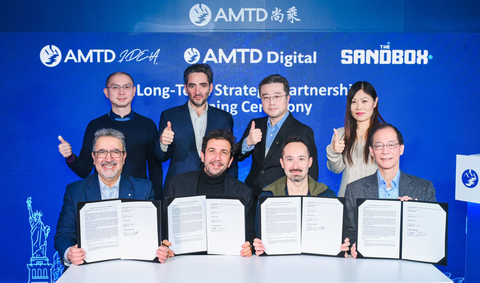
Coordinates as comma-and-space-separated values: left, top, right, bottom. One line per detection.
165, 129, 254, 257
55, 128, 173, 266
236, 74, 319, 207
57, 72, 163, 199
155, 64, 237, 189
341, 123, 436, 258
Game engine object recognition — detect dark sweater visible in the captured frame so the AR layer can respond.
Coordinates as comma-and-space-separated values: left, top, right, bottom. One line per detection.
67, 110, 163, 199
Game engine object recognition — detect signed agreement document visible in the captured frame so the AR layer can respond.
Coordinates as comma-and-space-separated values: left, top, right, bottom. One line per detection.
356, 199, 448, 265
167, 195, 245, 255
259, 196, 345, 256
301, 197, 344, 256
77, 199, 161, 264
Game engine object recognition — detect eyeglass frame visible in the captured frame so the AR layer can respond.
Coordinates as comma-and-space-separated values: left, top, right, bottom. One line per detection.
261, 94, 288, 103
372, 143, 400, 151
107, 84, 134, 92
93, 149, 125, 158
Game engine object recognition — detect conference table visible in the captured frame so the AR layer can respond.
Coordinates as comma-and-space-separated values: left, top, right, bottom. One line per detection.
57, 254, 452, 283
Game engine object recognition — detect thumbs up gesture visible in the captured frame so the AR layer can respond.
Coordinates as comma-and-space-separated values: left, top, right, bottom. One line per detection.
331, 129, 345, 154
58, 135, 73, 158
160, 121, 175, 146
246, 121, 262, 147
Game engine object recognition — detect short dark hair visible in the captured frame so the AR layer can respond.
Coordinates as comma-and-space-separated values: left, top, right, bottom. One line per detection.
105, 72, 134, 87
281, 136, 310, 158
92, 128, 126, 151
258, 74, 290, 96
184, 64, 213, 85
367, 123, 404, 147
201, 129, 237, 157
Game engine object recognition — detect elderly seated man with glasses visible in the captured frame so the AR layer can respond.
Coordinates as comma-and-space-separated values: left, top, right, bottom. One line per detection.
54, 128, 174, 268
340, 123, 437, 258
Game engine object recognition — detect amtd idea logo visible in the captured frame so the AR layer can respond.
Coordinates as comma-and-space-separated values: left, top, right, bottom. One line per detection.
40, 45, 62, 67
190, 4, 212, 26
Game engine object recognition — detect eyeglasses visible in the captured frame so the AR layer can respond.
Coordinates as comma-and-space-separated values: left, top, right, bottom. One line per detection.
261, 95, 287, 103
372, 143, 399, 151
93, 149, 124, 158
108, 84, 133, 92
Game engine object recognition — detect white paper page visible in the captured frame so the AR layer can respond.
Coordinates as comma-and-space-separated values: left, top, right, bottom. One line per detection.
167, 195, 207, 255
119, 201, 158, 260
357, 200, 401, 259
206, 199, 245, 255
301, 197, 343, 255
401, 202, 446, 263
79, 200, 121, 263
261, 197, 301, 255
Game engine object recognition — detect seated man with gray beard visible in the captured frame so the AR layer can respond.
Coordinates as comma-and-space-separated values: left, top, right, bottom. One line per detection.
55, 128, 173, 267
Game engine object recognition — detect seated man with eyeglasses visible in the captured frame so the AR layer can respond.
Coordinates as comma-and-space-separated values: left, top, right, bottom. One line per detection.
57, 72, 163, 199
55, 128, 174, 267
341, 123, 436, 258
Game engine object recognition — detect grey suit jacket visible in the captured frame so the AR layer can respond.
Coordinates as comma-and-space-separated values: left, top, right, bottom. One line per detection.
344, 170, 436, 243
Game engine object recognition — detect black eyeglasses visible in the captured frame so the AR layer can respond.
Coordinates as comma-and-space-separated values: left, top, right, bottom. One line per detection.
93, 149, 124, 158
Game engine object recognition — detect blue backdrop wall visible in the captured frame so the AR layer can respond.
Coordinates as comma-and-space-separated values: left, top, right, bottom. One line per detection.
1, 1, 480, 282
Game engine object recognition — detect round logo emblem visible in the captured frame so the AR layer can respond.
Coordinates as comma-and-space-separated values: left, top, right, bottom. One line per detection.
184, 48, 201, 64
189, 4, 211, 26
462, 169, 478, 188
40, 45, 62, 67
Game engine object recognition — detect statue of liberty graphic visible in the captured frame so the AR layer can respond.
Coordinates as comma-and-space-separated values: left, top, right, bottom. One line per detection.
26, 197, 63, 283
27, 197, 50, 258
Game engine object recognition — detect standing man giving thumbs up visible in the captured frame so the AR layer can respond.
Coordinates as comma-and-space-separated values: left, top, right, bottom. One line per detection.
236, 74, 319, 208
154, 64, 236, 189
58, 72, 163, 199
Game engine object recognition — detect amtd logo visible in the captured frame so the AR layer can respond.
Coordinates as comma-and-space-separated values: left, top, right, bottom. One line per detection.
190, 4, 212, 26
40, 45, 62, 67
39, 46, 116, 67
189, 3, 268, 25
184, 48, 201, 64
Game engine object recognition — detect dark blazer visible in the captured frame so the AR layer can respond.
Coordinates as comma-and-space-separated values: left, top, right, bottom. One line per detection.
236, 112, 319, 196
54, 173, 154, 264
165, 170, 255, 244
344, 170, 437, 243
155, 102, 237, 188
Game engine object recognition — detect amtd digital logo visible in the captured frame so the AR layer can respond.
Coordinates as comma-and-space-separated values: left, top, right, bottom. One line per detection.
190, 4, 212, 26
184, 48, 317, 67
40, 45, 62, 67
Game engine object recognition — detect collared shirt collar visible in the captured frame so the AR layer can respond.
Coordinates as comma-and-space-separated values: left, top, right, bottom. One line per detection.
188, 101, 209, 117
267, 111, 289, 129
98, 175, 121, 200
377, 170, 401, 199
108, 109, 134, 122
265, 112, 290, 156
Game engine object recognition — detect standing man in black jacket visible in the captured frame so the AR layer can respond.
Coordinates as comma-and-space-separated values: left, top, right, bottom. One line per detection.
236, 74, 319, 209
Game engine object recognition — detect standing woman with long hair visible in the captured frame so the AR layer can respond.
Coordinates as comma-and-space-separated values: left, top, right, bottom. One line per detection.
326, 81, 385, 197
